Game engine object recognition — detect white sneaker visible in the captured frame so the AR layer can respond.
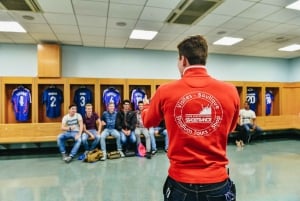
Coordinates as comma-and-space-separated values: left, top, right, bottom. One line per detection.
100, 152, 107, 161
119, 150, 125, 158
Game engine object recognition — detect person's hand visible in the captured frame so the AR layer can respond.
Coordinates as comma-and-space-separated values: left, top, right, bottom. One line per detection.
75, 133, 81, 140
143, 95, 149, 104
89, 134, 95, 140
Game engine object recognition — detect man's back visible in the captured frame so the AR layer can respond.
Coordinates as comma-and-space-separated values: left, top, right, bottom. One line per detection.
143, 67, 239, 183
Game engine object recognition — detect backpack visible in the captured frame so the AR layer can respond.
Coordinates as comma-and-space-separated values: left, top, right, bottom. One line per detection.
137, 143, 146, 157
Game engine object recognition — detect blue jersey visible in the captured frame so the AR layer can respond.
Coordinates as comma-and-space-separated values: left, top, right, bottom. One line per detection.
73, 87, 93, 116
42, 86, 63, 118
265, 90, 274, 115
11, 86, 32, 121
131, 88, 146, 110
246, 88, 258, 112
102, 87, 121, 110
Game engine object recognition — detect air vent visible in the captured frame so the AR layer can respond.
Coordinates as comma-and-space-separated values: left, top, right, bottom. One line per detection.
166, 0, 223, 25
0, 0, 42, 12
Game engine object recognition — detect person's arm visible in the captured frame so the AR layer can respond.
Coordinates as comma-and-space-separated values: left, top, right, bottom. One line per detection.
83, 124, 94, 139
96, 118, 102, 134
61, 116, 70, 131
115, 112, 122, 131
129, 111, 137, 131
75, 118, 83, 140
142, 88, 163, 128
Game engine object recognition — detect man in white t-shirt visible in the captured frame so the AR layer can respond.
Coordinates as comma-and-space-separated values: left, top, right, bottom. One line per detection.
239, 101, 263, 145
57, 104, 83, 163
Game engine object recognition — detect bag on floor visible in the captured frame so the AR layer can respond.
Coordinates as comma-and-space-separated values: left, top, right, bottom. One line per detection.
84, 148, 103, 163
124, 151, 136, 157
137, 143, 146, 157
107, 151, 121, 159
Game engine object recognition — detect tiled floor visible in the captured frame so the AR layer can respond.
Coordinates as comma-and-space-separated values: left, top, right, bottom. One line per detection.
0, 139, 299, 201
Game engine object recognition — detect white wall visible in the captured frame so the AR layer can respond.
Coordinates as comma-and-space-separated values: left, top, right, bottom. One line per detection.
289, 57, 300, 82
0, 43, 297, 82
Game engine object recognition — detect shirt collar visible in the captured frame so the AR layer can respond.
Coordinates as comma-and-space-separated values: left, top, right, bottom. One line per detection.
183, 65, 206, 75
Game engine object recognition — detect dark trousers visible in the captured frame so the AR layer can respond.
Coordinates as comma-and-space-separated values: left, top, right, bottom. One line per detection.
163, 176, 236, 201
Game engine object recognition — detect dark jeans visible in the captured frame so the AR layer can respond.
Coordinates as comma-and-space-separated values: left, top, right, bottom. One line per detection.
163, 176, 236, 201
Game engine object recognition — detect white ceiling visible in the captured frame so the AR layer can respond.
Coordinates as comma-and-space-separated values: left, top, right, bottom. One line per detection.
1, 0, 300, 59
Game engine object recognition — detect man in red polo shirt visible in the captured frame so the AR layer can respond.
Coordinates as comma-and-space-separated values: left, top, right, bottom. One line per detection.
142, 35, 239, 201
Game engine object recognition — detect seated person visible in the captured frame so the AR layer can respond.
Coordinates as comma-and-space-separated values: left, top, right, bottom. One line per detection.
149, 120, 168, 154
135, 101, 151, 159
234, 124, 247, 147
116, 100, 137, 153
81, 103, 101, 154
100, 102, 124, 160
239, 101, 263, 144
57, 104, 83, 163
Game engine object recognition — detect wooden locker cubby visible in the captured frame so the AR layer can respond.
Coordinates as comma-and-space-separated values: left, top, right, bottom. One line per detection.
0, 77, 2, 123
246, 85, 262, 116
70, 84, 95, 116
2, 78, 34, 123
265, 87, 280, 116
100, 78, 126, 114
37, 83, 65, 123
127, 79, 152, 111
68, 78, 100, 115
100, 84, 124, 113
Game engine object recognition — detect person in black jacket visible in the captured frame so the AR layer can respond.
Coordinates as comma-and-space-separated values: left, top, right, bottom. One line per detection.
116, 99, 137, 152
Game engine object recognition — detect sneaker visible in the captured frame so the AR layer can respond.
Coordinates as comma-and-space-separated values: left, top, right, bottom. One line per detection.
151, 150, 157, 155
100, 152, 107, 161
64, 156, 73, 163
119, 151, 125, 158
61, 153, 67, 161
146, 152, 152, 159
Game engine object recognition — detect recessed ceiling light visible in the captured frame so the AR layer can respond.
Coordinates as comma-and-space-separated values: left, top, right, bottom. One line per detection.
217, 31, 226, 35
286, 0, 300, 11
22, 15, 35, 20
116, 22, 127, 27
278, 44, 300, 52
213, 37, 243, 46
0, 21, 26, 33
129, 29, 158, 40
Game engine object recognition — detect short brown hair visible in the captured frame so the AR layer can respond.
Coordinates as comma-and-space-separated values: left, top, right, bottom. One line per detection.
177, 35, 208, 65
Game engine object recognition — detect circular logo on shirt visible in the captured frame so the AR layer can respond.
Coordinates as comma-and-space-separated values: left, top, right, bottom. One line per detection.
174, 91, 223, 136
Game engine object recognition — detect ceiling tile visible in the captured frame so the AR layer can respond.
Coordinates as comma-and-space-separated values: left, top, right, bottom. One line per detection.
43, 13, 77, 25
73, 1, 108, 16
109, 3, 143, 19
140, 7, 171, 22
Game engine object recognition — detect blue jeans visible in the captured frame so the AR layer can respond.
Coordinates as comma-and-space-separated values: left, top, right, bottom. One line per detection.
100, 128, 122, 152
57, 131, 82, 157
163, 176, 236, 201
120, 130, 136, 149
243, 123, 263, 142
81, 129, 100, 151
149, 127, 169, 151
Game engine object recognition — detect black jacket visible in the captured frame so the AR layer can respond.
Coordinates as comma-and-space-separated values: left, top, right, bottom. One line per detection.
115, 110, 137, 131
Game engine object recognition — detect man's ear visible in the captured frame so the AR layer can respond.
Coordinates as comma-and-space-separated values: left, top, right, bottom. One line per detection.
182, 56, 189, 67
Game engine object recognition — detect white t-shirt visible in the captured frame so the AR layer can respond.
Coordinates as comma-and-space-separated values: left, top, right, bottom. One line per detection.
62, 113, 82, 131
239, 109, 256, 125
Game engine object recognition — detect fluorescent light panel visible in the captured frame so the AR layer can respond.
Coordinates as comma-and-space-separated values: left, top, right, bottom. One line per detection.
286, 0, 300, 11
278, 44, 300, 52
130, 29, 158, 40
0, 21, 26, 33
213, 37, 243, 46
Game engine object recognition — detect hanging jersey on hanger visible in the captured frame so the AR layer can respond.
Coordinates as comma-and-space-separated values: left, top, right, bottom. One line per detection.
11, 86, 32, 121
73, 87, 93, 117
102, 87, 121, 110
42, 86, 64, 118
131, 88, 146, 110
